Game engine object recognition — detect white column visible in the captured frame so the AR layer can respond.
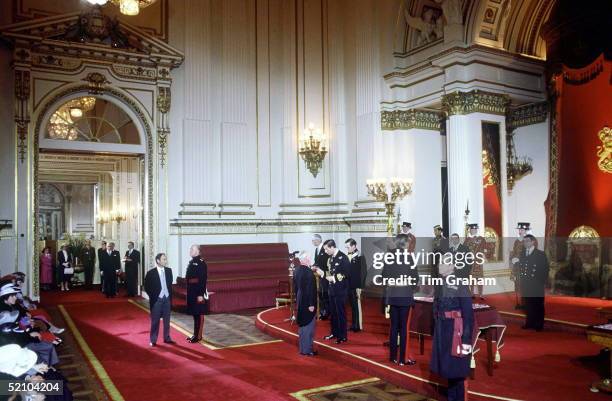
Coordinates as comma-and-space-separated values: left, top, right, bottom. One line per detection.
446, 113, 484, 235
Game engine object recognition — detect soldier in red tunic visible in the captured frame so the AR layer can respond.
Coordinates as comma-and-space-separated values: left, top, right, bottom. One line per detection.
464, 223, 486, 300
399, 222, 416, 253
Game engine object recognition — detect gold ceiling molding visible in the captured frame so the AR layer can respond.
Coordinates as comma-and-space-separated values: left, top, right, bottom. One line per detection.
597, 127, 611, 174
442, 90, 510, 116
506, 101, 548, 130
381, 109, 443, 131
12, 0, 169, 42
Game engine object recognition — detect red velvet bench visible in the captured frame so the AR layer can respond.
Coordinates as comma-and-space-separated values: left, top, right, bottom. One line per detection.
173, 243, 290, 313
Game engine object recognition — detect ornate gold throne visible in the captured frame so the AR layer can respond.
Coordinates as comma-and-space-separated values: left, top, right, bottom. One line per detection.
551, 226, 603, 297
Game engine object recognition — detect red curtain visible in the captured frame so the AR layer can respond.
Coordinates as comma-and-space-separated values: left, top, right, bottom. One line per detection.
484, 184, 502, 236
552, 54, 612, 237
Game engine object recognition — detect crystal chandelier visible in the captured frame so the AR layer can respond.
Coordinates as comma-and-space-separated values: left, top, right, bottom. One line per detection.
506, 133, 533, 191
299, 123, 328, 177
65, 97, 96, 119
48, 110, 78, 141
85, 0, 158, 16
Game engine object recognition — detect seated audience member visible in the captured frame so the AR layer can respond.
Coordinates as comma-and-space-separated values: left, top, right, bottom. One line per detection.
0, 300, 60, 367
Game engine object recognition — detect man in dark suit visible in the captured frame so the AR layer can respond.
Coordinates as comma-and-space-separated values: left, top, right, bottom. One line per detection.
101, 242, 121, 298
97, 240, 107, 292
448, 233, 472, 279
123, 241, 140, 297
345, 238, 366, 332
144, 253, 175, 346
317, 239, 350, 344
518, 234, 549, 331
312, 234, 330, 320
294, 254, 317, 356
81, 240, 96, 289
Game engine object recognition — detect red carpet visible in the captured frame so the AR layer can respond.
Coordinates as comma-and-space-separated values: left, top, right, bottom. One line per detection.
47, 290, 373, 401
484, 292, 610, 326
256, 297, 611, 401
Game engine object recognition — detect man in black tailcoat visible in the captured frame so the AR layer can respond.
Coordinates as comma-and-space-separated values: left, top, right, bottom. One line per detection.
448, 233, 472, 279
185, 244, 208, 343
345, 238, 367, 332
81, 240, 96, 289
101, 242, 121, 298
97, 240, 107, 292
123, 241, 140, 297
294, 254, 317, 356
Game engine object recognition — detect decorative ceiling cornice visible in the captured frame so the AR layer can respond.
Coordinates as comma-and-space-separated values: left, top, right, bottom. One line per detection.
507, 101, 548, 130
381, 109, 443, 131
442, 90, 511, 116
0, 7, 183, 69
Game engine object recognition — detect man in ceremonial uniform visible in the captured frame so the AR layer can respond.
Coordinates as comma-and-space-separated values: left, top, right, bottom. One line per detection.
399, 222, 416, 252
315, 239, 350, 344
123, 241, 140, 297
101, 242, 121, 298
518, 234, 549, 331
430, 257, 474, 401
510, 222, 531, 309
431, 224, 448, 277
81, 240, 96, 290
312, 234, 330, 320
97, 240, 107, 292
464, 223, 486, 300
345, 238, 366, 332
185, 244, 208, 343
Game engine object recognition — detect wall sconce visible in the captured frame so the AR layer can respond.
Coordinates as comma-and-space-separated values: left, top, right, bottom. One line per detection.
109, 208, 127, 224
299, 123, 328, 178
96, 211, 110, 225
366, 178, 413, 235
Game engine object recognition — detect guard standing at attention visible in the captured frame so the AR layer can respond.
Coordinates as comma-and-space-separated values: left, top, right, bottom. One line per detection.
185, 244, 208, 343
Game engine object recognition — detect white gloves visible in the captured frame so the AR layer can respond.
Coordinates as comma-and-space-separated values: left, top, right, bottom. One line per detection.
203, 289, 209, 300
511, 257, 519, 264
457, 344, 472, 355
326, 275, 336, 283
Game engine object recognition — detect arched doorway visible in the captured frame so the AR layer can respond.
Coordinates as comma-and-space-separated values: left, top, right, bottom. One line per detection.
34, 88, 151, 296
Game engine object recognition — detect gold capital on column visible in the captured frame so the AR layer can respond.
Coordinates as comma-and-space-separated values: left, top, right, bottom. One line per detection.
442, 90, 510, 116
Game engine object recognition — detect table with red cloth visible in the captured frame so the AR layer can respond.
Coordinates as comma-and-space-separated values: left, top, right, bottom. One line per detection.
410, 296, 507, 376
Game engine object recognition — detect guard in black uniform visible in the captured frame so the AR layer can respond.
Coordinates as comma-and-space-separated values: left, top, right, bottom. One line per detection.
315, 239, 350, 344
312, 234, 330, 320
345, 238, 366, 332
430, 256, 474, 401
518, 234, 548, 331
431, 224, 448, 278
448, 233, 472, 279
185, 244, 208, 343
383, 234, 418, 366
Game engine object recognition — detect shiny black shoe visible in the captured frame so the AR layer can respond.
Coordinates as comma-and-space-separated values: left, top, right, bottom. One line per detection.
335, 338, 347, 344
323, 334, 335, 340
405, 359, 417, 366
164, 339, 176, 344
301, 351, 318, 357
188, 337, 202, 343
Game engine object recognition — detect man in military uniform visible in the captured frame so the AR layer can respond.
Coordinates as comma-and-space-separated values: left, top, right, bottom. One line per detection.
185, 244, 208, 343
345, 238, 366, 332
81, 240, 96, 290
399, 222, 416, 252
518, 234, 549, 331
312, 234, 330, 320
510, 222, 531, 309
464, 223, 486, 300
314, 239, 350, 344
431, 224, 448, 278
